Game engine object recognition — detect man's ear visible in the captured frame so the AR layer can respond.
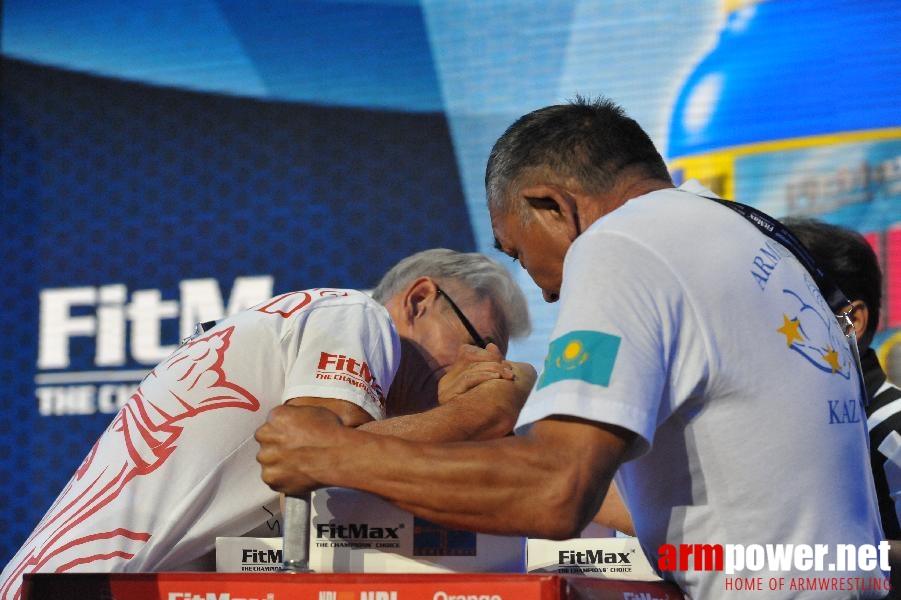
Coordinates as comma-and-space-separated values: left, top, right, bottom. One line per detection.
401, 277, 439, 322
519, 184, 581, 238
849, 300, 870, 343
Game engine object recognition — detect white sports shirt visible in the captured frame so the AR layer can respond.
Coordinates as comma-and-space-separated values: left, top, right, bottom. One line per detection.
1, 289, 399, 599
516, 181, 886, 599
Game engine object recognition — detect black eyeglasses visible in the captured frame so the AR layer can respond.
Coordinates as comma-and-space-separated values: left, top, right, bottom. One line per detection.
436, 286, 489, 349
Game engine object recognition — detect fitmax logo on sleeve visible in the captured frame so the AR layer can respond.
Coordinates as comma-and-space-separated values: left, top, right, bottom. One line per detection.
316, 352, 385, 408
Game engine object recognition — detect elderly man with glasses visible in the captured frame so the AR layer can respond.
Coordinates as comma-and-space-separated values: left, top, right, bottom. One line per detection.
1, 249, 533, 600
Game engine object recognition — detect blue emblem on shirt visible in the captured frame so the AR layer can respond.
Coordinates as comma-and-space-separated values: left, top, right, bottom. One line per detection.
536, 330, 621, 390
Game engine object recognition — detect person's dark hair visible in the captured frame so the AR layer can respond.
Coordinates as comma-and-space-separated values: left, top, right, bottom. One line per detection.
782, 216, 883, 347
485, 95, 672, 215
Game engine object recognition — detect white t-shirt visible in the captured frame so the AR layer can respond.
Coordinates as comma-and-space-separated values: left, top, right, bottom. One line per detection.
515, 181, 886, 599
1, 289, 399, 598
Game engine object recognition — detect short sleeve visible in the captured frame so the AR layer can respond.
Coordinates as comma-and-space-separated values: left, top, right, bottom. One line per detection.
514, 232, 705, 461
280, 294, 400, 421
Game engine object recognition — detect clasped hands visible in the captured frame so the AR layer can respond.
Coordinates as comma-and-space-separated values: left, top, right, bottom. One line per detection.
255, 343, 535, 497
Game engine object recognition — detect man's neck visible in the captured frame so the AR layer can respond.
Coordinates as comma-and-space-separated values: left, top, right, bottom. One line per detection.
578, 176, 674, 226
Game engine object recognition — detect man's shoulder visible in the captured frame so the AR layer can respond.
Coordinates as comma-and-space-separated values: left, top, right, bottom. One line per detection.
214, 289, 389, 339
248, 288, 379, 315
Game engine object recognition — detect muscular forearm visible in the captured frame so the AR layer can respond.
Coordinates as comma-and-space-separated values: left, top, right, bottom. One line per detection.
300, 418, 632, 539
313, 431, 575, 537
257, 402, 634, 540
358, 387, 519, 442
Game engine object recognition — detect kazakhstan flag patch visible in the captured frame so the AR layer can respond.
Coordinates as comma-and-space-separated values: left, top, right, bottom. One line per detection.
537, 330, 621, 390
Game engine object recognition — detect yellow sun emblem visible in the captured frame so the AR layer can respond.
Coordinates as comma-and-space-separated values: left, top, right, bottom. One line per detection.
556, 339, 589, 370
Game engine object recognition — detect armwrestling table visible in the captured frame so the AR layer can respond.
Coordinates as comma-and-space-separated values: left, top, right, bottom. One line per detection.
23, 572, 685, 600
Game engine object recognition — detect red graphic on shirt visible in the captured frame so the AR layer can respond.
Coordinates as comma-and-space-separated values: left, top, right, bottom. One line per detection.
255, 288, 349, 317
1, 326, 259, 600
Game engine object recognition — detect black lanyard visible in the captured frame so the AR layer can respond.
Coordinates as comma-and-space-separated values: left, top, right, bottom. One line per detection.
705, 196, 852, 314
704, 194, 868, 405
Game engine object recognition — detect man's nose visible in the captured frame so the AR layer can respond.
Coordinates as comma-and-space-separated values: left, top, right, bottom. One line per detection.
542, 289, 560, 303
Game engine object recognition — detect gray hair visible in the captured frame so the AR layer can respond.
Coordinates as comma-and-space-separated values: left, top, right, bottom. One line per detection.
486, 95, 672, 216
372, 248, 531, 339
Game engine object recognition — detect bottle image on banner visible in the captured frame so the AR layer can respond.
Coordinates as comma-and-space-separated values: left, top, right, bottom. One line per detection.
667, 0, 901, 380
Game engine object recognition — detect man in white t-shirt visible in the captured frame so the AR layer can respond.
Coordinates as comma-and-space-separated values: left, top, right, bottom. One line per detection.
255, 98, 888, 599
0, 249, 533, 600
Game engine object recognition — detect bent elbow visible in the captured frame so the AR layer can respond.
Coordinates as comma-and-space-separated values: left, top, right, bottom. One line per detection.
535, 517, 587, 541
528, 478, 595, 540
